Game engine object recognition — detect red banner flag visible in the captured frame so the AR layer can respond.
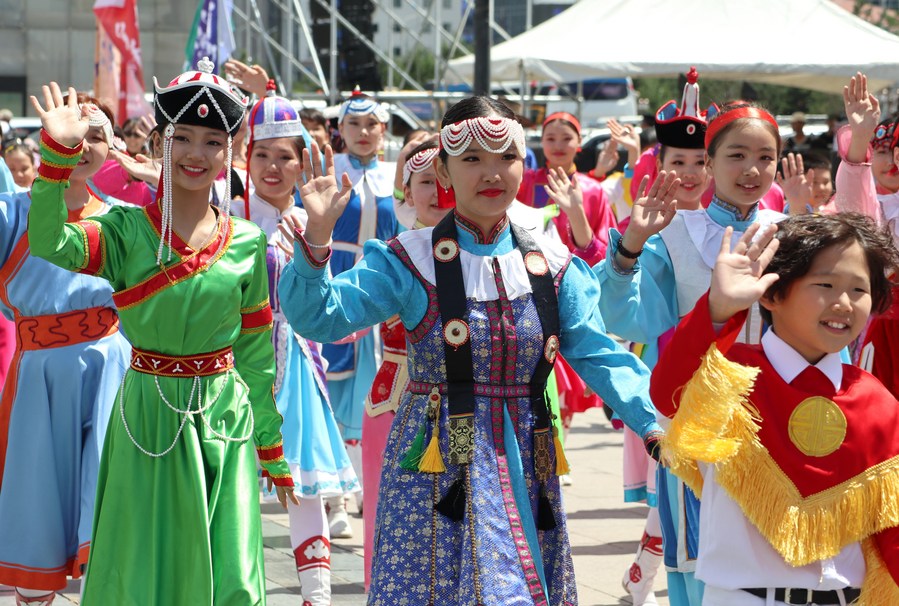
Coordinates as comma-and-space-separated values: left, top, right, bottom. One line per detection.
93, 0, 151, 124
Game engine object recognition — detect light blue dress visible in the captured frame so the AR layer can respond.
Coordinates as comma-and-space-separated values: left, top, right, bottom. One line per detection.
298, 154, 398, 441
0, 192, 130, 591
267, 241, 359, 497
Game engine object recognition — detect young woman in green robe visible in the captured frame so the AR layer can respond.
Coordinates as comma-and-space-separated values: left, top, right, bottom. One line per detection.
27, 62, 299, 605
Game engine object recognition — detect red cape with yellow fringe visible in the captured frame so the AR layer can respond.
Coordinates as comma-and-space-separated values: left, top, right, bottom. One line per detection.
651, 291, 899, 605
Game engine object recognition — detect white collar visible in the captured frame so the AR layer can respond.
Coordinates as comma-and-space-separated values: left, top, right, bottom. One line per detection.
761, 328, 843, 392
250, 192, 293, 219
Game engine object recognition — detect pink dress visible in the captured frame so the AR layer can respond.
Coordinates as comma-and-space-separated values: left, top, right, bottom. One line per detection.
90, 160, 153, 207
361, 316, 408, 589
518, 167, 618, 420
517, 167, 618, 266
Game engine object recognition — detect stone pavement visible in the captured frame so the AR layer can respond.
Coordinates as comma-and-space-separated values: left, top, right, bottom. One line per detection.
1, 407, 669, 605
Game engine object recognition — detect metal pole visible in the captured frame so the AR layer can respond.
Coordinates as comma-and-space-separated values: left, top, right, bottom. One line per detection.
388, 22, 394, 89
474, 0, 490, 95
329, 0, 338, 104
519, 60, 527, 120
291, 0, 330, 95
245, 0, 252, 60
434, 0, 441, 91
284, 1, 293, 93
526, 0, 532, 31
248, 0, 287, 94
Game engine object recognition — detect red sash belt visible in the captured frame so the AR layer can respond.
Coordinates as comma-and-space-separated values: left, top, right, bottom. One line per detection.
130, 346, 234, 377
15, 306, 119, 351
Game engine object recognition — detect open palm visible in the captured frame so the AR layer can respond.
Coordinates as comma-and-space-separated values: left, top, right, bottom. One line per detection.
626, 171, 680, 245
30, 82, 90, 148
708, 224, 780, 323
299, 142, 353, 230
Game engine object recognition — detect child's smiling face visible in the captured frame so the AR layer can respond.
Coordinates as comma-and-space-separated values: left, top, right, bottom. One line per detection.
762, 240, 872, 364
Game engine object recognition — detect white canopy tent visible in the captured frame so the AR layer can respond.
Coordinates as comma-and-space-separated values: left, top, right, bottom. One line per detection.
447, 0, 899, 94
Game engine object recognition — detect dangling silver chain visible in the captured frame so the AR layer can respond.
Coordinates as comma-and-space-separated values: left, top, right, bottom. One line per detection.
119, 371, 253, 458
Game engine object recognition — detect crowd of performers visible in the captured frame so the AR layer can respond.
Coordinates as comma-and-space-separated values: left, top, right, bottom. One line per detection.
0, 55, 896, 606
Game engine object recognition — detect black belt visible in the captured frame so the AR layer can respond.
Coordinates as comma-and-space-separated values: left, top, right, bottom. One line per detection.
742, 587, 860, 605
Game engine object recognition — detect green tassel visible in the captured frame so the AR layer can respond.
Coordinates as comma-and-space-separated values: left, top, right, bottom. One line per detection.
399, 423, 427, 471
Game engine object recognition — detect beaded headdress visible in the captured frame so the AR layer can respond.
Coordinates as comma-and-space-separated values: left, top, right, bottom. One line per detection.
153, 56, 248, 265
655, 67, 719, 150
338, 86, 389, 124
83, 104, 121, 151
402, 147, 438, 186
439, 117, 526, 158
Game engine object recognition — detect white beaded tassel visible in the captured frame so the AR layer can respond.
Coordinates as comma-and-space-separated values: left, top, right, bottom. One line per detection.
220, 134, 233, 221
157, 123, 176, 266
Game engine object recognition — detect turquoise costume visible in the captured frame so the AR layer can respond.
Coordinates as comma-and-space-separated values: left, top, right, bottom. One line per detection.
279, 212, 661, 604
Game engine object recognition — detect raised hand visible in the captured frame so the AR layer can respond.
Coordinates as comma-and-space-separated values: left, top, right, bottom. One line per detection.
594, 137, 620, 178
287, 142, 352, 258
843, 72, 881, 164
109, 149, 162, 188
607, 118, 641, 166
135, 113, 157, 142
29, 82, 90, 148
544, 166, 584, 214
776, 153, 812, 215
625, 171, 680, 245
708, 224, 780, 323
223, 59, 270, 98
844, 72, 880, 139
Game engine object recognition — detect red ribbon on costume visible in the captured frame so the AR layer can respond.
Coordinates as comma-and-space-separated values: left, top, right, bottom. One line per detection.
704, 105, 778, 149
543, 111, 581, 135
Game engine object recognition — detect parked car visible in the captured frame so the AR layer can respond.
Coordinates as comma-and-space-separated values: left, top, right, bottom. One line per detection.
7, 117, 42, 145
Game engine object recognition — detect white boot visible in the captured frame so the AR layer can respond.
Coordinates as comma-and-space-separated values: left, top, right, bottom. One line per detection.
325, 495, 352, 539
295, 535, 332, 605
14, 589, 55, 606
622, 532, 663, 606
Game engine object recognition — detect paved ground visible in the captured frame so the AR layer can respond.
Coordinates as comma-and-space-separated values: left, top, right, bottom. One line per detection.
0, 407, 669, 605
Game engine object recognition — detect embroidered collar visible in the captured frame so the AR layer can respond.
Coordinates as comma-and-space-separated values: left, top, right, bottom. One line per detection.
146, 201, 226, 258
348, 154, 378, 170
454, 210, 509, 245
708, 194, 759, 229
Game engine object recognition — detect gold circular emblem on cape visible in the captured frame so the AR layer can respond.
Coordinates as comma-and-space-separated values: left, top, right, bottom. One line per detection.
788, 396, 847, 458
443, 319, 470, 348
433, 238, 459, 262
544, 334, 560, 363
524, 251, 549, 276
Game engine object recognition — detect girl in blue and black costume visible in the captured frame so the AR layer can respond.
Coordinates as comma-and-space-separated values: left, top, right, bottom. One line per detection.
277, 95, 663, 605
594, 99, 786, 606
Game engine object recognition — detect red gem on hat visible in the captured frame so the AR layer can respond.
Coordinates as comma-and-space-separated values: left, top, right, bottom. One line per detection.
198, 104, 209, 118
